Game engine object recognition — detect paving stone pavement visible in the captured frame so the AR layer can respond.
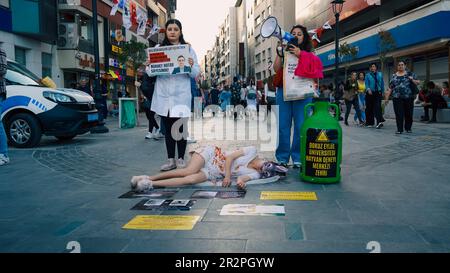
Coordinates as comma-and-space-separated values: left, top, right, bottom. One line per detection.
0, 113, 449, 253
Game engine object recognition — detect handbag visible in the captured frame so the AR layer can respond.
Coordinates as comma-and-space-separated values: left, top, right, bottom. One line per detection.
408, 72, 419, 96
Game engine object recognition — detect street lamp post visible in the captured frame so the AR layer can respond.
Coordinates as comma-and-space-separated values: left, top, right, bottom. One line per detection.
331, 0, 345, 103
91, 0, 108, 133
268, 60, 273, 77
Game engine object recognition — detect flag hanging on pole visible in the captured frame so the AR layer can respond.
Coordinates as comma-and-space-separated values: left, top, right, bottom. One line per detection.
122, 0, 132, 30
137, 9, 148, 36
130, 1, 138, 26
110, 0, 119, 16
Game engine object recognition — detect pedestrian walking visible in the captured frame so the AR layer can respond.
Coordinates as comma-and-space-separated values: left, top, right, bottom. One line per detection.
354, 72, 366, 123
137, 67, 161, 140
365, 63, 385, 128
344, 72, 364, 126
384, 61, 420, 134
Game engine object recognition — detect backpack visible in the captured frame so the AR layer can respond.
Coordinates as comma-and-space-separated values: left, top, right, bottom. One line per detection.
247, 89, 256, 100
230, 83, 241, 104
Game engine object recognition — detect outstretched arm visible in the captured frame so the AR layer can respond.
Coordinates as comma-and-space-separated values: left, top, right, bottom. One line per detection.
236, 175, 252, 190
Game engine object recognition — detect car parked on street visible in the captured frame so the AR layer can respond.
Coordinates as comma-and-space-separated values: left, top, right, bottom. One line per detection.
1, 60, 99, 148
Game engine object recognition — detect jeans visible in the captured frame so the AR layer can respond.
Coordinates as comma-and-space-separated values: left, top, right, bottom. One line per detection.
275, 88, 312, 164
345, 98, 363, 123
0, 96, 8, 157
354, 93, 366, 122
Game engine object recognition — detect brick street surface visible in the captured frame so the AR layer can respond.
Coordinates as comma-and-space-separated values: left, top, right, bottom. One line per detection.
1, 113, 450, 253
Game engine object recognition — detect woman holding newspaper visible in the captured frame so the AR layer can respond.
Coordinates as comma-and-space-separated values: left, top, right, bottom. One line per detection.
147, 19, 200, 171
272, 25, 323, 169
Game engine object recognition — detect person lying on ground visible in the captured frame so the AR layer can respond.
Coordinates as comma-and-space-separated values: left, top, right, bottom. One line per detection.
130, 146, 288, 192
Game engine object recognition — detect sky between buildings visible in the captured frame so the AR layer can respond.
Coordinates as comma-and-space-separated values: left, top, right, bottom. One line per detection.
176, 0, 238, 62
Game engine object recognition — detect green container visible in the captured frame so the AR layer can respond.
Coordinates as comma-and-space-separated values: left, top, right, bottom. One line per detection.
300, 98, 342, 183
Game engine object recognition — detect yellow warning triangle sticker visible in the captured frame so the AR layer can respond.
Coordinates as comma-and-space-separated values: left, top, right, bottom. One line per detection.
316, 130, 329, 142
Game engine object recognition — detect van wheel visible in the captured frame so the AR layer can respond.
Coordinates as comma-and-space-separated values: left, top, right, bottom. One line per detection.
6, 113, 42, 148
55, 135, 76, 141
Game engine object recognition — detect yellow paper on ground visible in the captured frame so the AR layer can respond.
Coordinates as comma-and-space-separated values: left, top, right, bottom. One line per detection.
122, 215, 200, 230
260, 191, 318, 201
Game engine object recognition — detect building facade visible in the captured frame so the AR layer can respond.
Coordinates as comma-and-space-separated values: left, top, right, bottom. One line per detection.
0, 0, 170, 100
297, 0, 450, 86
253, 0, 295, 87
0, 0, 59, 85
204, 0, 296, 87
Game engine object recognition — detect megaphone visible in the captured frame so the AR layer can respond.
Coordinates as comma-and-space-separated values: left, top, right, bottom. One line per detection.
260, 16, 295, 43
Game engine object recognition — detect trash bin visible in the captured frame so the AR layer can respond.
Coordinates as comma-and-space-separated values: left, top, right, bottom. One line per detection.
120, 99, 137, 128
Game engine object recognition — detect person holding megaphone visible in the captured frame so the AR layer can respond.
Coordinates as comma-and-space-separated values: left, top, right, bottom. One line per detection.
263, 18, 323, 169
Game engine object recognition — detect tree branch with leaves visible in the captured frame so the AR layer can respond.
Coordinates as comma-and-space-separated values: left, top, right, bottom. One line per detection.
339, 42, 359, 80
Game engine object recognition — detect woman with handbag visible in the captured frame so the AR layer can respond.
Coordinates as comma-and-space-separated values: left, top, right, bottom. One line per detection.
384, 61, 420, 134
272, 25, 323, 169
344, 72, 364, 126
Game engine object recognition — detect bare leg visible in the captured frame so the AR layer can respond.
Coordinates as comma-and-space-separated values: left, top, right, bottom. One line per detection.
149, 153, 205, 181
152, 171, 208, 187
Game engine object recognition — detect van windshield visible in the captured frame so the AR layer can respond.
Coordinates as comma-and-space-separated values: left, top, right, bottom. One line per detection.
5, 61, 43, 87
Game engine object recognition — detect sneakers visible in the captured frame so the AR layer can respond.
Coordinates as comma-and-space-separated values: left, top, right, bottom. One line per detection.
145, 132, 154, 139
135, 178, 153, 192
176, 158, 186, 169
0, 154, 9, 166
160, 158, 177, 171
376, 122, 384, 129
131, 175, 149, 189
153, 130, 165, 140
366, 124, 375, 128
293, 162, 301, 169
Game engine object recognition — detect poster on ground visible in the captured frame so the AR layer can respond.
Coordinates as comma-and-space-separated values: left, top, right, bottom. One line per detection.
260, 191, 318, 201
119, 190, 178, 199
147, 45, 191, 76
219, 204, 285, 216
131, 199, 196, 211
122, 215, 200, 230
191, 190, 247, 199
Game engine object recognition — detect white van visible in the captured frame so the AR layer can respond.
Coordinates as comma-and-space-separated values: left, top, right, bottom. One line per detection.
1, 60, 99, 148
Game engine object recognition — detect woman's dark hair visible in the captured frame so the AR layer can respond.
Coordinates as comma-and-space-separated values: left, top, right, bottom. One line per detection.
427, 81, 436, 89
443, 81, 449, 88
243, 83, 247, 88
290, 25, 313, 52
161, 19, 187, 46
358, 71, 365, 79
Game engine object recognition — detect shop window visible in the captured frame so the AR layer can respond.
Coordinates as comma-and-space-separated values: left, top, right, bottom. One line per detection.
15, 47, 26, 66
79, 15, 93, 41
42, 53, 52, 78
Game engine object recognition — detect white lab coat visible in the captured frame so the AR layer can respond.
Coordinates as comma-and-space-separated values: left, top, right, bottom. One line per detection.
147, 45, 200, 118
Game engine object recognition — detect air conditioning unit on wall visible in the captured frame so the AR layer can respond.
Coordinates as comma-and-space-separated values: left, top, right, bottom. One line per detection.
58, 23, 79, 49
